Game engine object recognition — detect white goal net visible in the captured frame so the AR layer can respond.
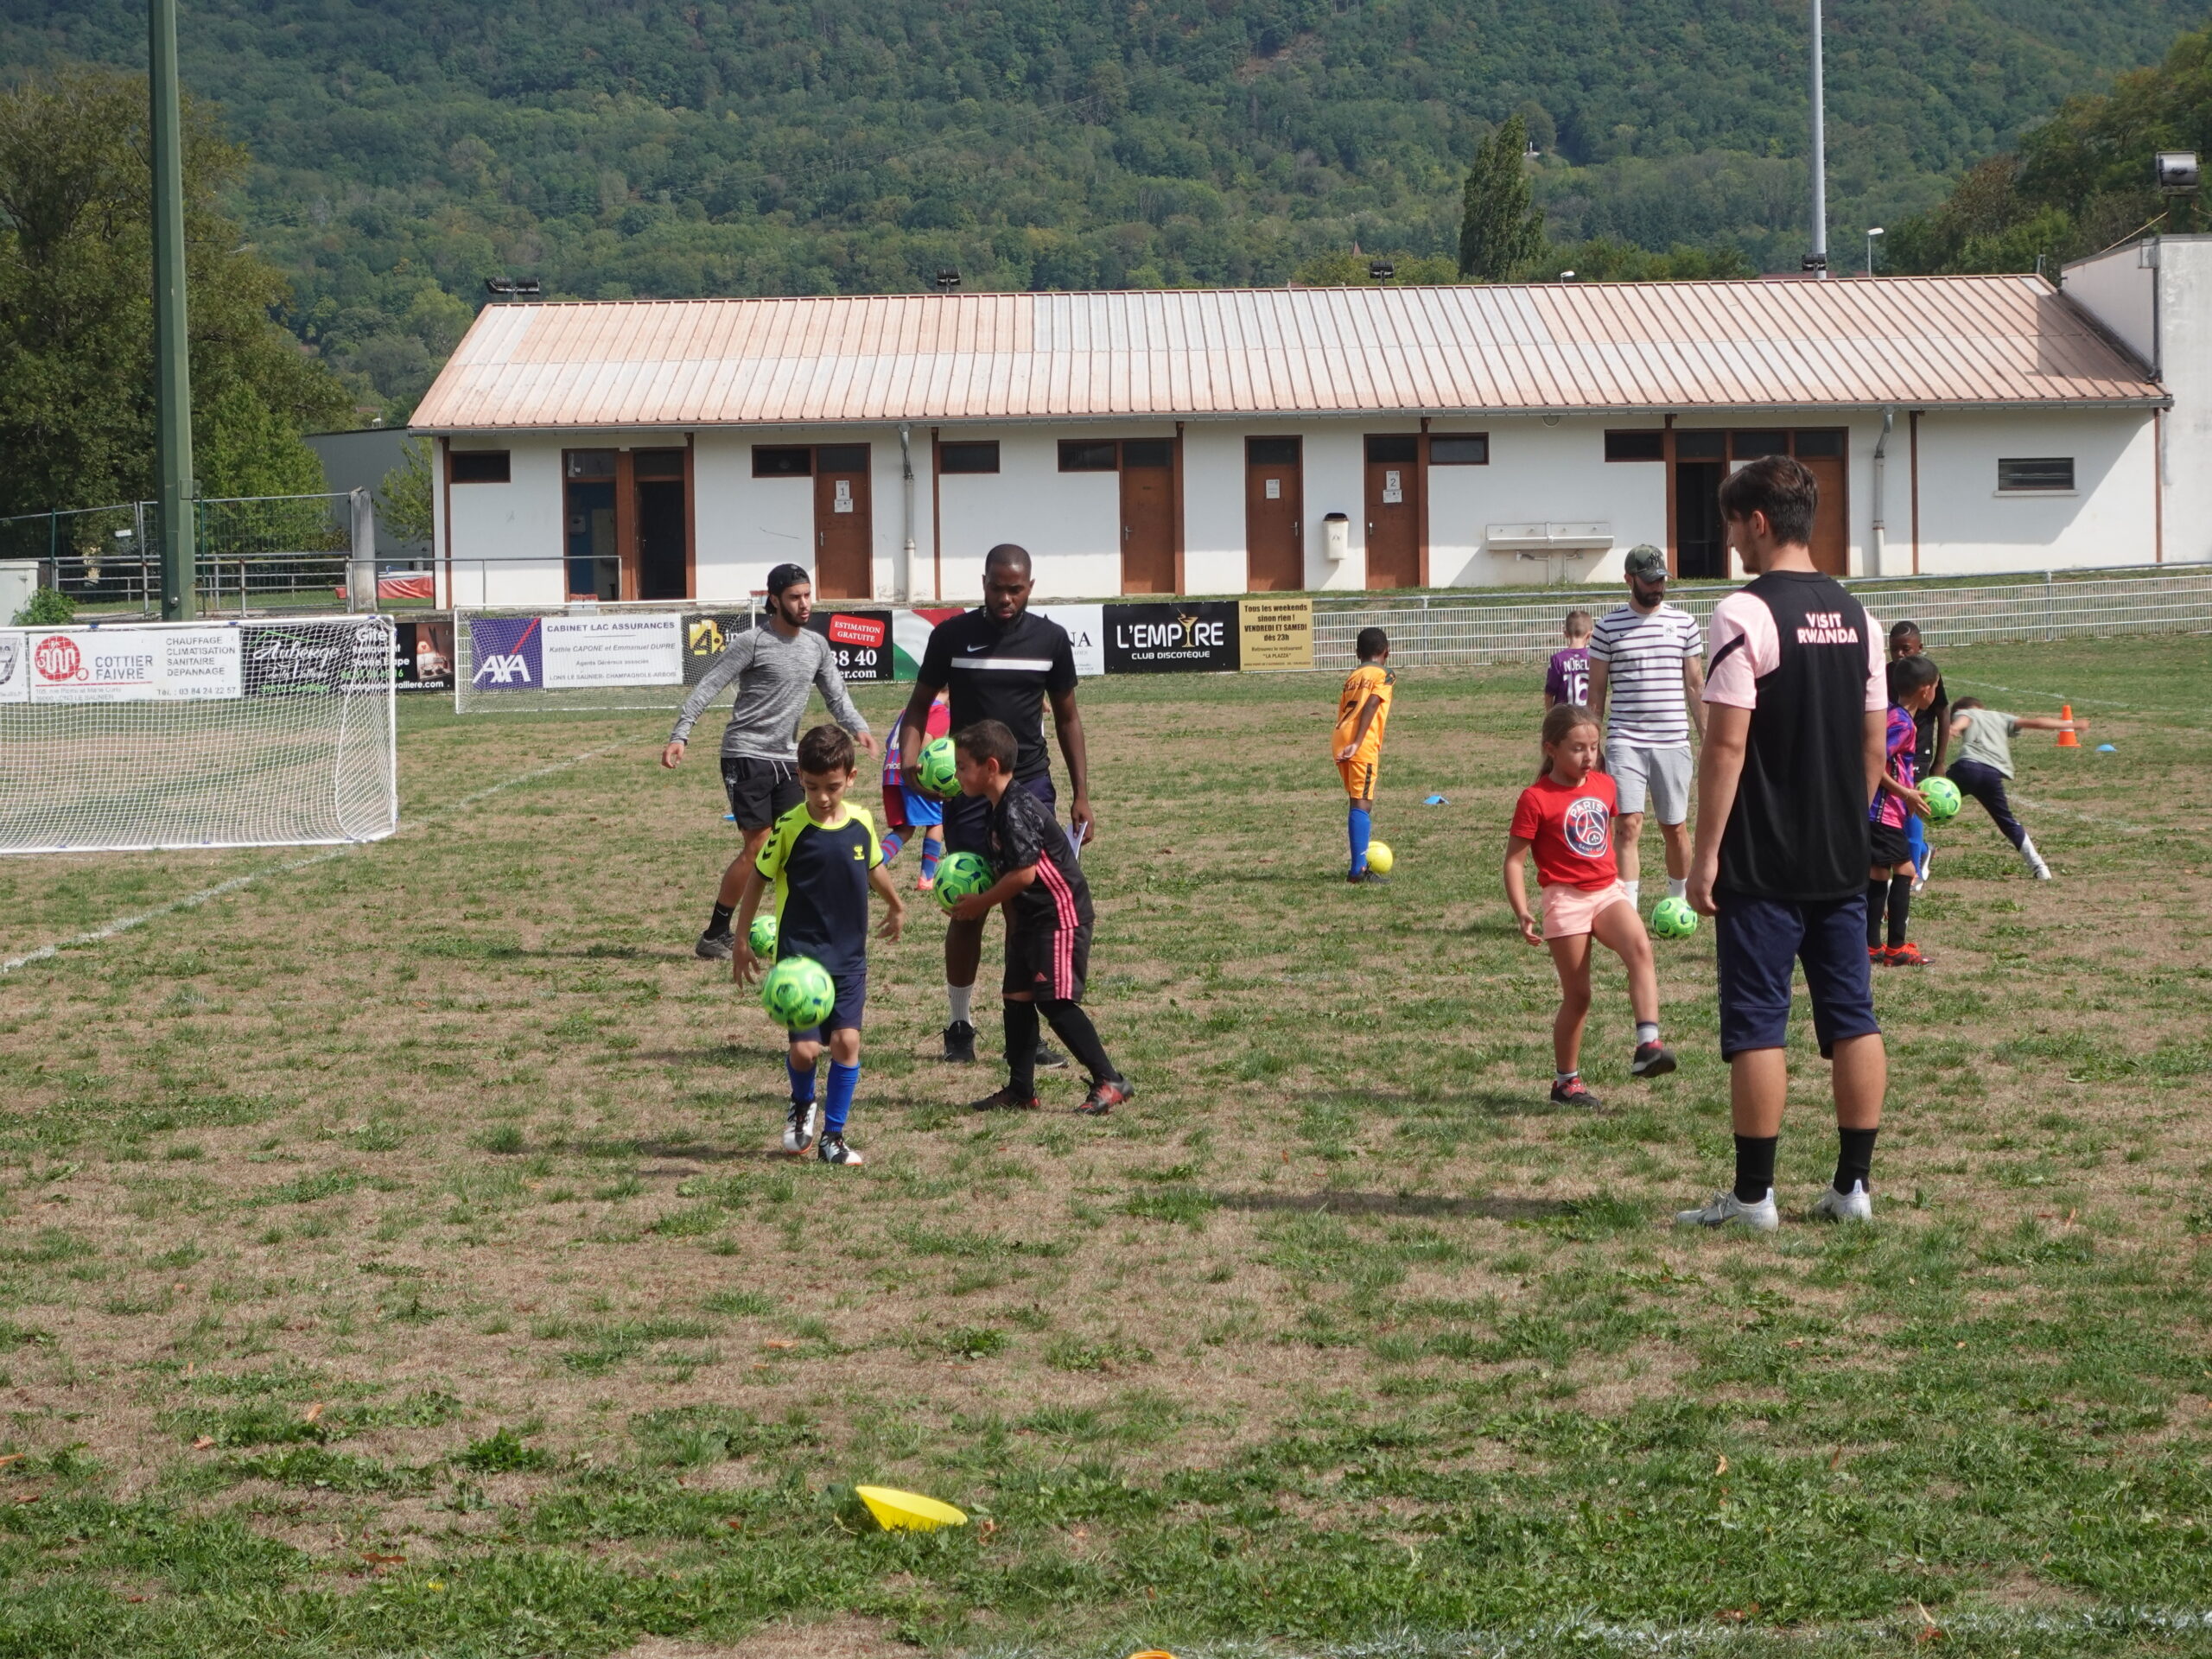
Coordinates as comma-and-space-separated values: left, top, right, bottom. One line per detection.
0, 617, 398, 855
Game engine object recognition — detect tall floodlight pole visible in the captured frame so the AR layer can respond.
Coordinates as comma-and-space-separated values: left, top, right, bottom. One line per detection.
151, 0, 196, 619
1807, 0, 1829, 277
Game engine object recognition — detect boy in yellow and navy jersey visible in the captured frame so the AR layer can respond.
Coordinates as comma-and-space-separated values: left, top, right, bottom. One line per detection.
1332, 627, 1395, 882
734, 724, 905, 1166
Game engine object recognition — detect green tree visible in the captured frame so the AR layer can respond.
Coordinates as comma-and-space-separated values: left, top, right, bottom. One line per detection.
1458, 116, 1547, 282
0, 66, 350, 519
377, 435, 436, 548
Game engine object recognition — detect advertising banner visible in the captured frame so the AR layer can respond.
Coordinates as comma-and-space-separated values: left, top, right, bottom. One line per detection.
801, 608, 894, 683
1103, 601, 1241, 674
1033, 604, 1107, 677
541, 613, 682, 689
1237, 597, 1314, 671
245, 620, 388, 696
23, 626, 243, 702
393, 620, 454, 691
683, 612, 749, 668
0, 632, 23, 704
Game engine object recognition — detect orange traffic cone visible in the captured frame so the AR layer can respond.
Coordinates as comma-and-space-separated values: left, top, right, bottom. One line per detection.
2056, 703, 2080, 748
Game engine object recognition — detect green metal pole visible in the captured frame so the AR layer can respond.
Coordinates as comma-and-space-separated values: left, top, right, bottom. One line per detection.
150, 0, 195, 620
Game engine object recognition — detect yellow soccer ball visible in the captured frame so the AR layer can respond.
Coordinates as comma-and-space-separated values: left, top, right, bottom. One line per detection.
1365, 840, 1395, 876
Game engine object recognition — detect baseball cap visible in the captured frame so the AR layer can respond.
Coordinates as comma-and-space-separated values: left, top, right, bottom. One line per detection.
765, 563, 810, 596
1623, 544, 1668, 582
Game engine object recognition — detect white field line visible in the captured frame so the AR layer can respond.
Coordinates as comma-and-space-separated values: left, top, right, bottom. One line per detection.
0, 735, 642, 977
1943, 674, 2209, 723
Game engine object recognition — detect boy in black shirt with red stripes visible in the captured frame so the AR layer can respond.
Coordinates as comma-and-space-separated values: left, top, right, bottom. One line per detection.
948, 719, 1133, 1116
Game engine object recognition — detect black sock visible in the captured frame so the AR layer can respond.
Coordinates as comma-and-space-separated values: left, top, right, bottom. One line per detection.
1732, 1135, 1777, 1205
1866, 881, 1887, 948
1039, 999, 1120, 1084
1834, 1126, 1878, 1194
1003, 1000, 1040, 1098
709, 902, 734, 937
1886, 874, 1912, 949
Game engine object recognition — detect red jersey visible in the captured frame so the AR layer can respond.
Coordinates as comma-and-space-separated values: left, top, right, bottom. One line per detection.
1510, 771, 1619, 891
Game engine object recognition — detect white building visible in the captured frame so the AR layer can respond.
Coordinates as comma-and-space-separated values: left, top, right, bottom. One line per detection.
409, 255, 2201, 607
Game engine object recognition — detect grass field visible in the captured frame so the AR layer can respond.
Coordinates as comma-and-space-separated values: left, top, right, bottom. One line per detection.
0, 636, 2209, 1659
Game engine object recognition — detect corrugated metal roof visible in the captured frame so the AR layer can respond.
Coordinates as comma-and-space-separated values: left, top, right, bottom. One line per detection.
410, 276, 2164, 431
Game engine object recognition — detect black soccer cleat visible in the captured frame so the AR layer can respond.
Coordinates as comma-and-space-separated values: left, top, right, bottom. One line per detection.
1630, 1041, 1677, 1079
941, 1020, 976, 1063
1034, 1039, 1071, 1071
695, 929, 734, 961
969, 1087, 1040, 1113
1549, 1077, 1603, 1109
1077, 1077, 1135, 1116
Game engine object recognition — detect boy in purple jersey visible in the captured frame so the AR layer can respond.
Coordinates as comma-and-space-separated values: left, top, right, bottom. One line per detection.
1869, 655, 1940, 966
1544, 611, 1594, 709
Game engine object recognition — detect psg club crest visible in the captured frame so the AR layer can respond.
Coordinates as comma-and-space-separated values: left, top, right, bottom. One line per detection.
1565, 795, 1610, 858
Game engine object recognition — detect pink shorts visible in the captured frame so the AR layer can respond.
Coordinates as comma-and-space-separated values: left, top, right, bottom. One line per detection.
1541, 880, 1631, 940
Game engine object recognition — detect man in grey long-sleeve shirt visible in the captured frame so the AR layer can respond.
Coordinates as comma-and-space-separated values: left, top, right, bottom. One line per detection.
661, 563, 874, 959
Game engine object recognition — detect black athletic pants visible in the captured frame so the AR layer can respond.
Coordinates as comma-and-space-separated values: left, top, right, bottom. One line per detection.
1948, 759, 2026, 850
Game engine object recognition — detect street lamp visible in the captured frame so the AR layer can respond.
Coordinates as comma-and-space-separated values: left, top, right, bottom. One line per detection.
1866, 226, 1884, 276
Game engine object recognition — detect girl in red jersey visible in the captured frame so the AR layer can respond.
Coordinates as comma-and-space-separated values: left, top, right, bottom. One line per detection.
1504, 703, 1675, 1107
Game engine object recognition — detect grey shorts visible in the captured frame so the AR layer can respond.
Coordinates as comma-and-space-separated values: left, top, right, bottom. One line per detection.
1607, 741, 1693, 824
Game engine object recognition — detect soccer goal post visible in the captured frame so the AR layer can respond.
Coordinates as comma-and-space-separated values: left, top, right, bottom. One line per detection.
0, 617, 398, 855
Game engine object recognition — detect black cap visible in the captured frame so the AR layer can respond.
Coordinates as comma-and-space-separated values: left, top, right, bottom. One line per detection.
766, 563, 810, 596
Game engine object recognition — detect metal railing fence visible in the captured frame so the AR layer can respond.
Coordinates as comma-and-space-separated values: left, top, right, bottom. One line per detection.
0, 492, 392, 616
1307, 567, 2212, 668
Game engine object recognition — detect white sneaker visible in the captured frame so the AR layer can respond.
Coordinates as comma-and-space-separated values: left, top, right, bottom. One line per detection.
783, 1097, 818, 1154
1912, 847, 1933, 893
1812, 1180, 1874, 1223
2019, 836, 2052, 880
1674, 1188, 1780, 1232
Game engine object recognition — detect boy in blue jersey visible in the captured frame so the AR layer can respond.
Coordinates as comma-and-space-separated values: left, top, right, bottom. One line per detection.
733, 724, 906, 1166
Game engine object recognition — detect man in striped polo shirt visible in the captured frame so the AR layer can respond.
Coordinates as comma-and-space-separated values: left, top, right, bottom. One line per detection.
1586, 544, 1706, 914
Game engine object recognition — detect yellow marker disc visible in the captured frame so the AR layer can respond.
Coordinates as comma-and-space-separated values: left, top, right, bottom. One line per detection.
855, 1485, 968, 1532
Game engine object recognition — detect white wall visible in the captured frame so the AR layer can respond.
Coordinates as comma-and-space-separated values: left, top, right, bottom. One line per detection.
442, 435, 564, 606
1909, 410, 2156, 575
934, 426, 1142, 602
2156, 238, 2212, 566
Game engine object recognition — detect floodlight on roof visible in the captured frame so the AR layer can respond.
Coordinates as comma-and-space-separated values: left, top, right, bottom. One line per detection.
1367, 260, 1395, 283
485, 277, 542, 298
2156, 152, 2200, 195
934, 269, 962, 289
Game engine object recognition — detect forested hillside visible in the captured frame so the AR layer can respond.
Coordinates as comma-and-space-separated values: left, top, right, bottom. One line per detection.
3, 0, 2201, 420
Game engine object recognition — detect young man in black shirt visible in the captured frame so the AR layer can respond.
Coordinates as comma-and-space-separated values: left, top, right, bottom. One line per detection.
899, 545, 1093, 1064
947, 719, 1131, 1115
1683, 456, 1890, 1231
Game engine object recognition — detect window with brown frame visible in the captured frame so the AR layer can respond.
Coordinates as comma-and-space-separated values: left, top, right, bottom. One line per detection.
448, 449, 511, 483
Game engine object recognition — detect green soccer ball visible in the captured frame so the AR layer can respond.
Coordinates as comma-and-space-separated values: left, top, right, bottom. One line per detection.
1921, 776, 1962, 823
760, 955, 835, 1030
1650, 896, 1699, 939
747, 913, 778, 960
933, 849, 994, 913
916, 736, 959, 799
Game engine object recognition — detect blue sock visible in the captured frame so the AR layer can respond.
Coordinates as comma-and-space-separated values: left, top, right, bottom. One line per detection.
1348, 804, 1371, 875
786, 1056, 817, 1104
823, 1061, 860, 1137
881, 830, 904, 861
919, 841, 941, 879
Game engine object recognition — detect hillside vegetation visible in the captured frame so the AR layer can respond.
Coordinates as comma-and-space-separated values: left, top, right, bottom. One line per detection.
1, 0, 2202, 418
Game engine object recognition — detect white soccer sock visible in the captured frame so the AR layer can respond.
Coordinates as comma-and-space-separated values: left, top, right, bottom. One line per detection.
947, 983, 974, 1027
1636, 1022, 1660, 1046
1624, 880, 1641, 910
1668, 877, 1688, 901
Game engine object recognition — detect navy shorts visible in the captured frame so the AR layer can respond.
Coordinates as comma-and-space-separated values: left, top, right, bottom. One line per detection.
945, 772, 1055, 855
1713, 890, 1880, 1061
788, 965, 866, 1041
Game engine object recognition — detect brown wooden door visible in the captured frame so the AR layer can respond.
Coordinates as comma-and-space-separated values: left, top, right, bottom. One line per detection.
813, 443, 872, 599
1801, 456, 1847, 575
1245, 436, 1303, 592
1363, 434, 1421, 588
1120, 439, 1177, 594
